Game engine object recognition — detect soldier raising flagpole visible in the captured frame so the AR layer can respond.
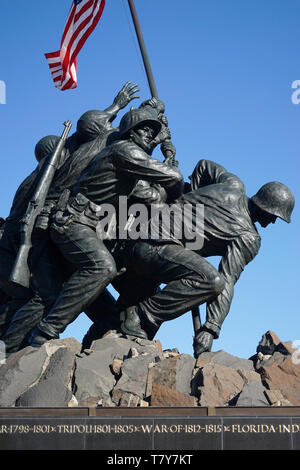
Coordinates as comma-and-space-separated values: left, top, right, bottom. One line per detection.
126, 0, 203, 353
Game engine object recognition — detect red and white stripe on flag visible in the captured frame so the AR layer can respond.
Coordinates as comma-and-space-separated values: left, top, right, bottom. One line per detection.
45, 0, 105, 91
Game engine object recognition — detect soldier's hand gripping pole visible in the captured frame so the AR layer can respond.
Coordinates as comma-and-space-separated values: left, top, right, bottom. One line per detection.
128, 0, 202, 344
9, 120, 72, 289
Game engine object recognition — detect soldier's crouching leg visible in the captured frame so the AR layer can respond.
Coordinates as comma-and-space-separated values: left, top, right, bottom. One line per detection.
119, 242, 225, 339
29, 222, 117, 346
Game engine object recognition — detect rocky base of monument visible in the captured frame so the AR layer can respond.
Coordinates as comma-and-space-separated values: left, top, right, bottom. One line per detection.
0, 330, 299, 408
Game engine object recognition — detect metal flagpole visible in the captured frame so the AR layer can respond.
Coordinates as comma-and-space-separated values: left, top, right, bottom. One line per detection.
127, 0, 158, 99
127, 0, 174, 160
126, 0, 202, 356
192, 306, 202, 358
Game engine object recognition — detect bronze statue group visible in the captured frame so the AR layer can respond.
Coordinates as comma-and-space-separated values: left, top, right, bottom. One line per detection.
0, 82, 295, 358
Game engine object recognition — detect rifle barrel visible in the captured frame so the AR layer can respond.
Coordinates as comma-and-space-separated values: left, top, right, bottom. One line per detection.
9, 120, 72, 289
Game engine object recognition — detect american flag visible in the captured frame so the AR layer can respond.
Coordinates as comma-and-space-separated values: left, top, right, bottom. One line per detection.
45, 0, 105, 90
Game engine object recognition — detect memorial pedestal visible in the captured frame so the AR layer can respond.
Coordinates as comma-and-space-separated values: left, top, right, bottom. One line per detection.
0, 407, 299, 451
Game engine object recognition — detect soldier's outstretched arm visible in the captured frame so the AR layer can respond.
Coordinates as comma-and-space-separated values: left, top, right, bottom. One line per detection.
104, 81, 140, 121
194, 232, 261, 356
116, 141, 184, 200
204, 233, 261, 339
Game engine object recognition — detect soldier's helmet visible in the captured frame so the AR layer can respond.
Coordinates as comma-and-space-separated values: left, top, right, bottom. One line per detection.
118, 107, 162, 139
77, 109, 110, 142
35, 135, 60, 162
251, 181, 295, 223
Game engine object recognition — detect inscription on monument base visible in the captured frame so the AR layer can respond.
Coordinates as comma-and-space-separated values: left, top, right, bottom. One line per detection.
0, 416, 299, 451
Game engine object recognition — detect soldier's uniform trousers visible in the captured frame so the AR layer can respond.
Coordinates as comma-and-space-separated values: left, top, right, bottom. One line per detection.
118, 240, 225, 339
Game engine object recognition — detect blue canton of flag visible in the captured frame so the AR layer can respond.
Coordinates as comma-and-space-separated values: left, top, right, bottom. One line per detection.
74, 0, 84, 5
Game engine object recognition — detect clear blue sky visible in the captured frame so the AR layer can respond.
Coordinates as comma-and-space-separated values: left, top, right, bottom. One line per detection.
0, 0, 299, 359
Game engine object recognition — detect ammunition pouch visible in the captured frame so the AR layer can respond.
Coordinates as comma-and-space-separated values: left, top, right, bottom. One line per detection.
35, 200, 56, 231
52, 191, 101, 234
